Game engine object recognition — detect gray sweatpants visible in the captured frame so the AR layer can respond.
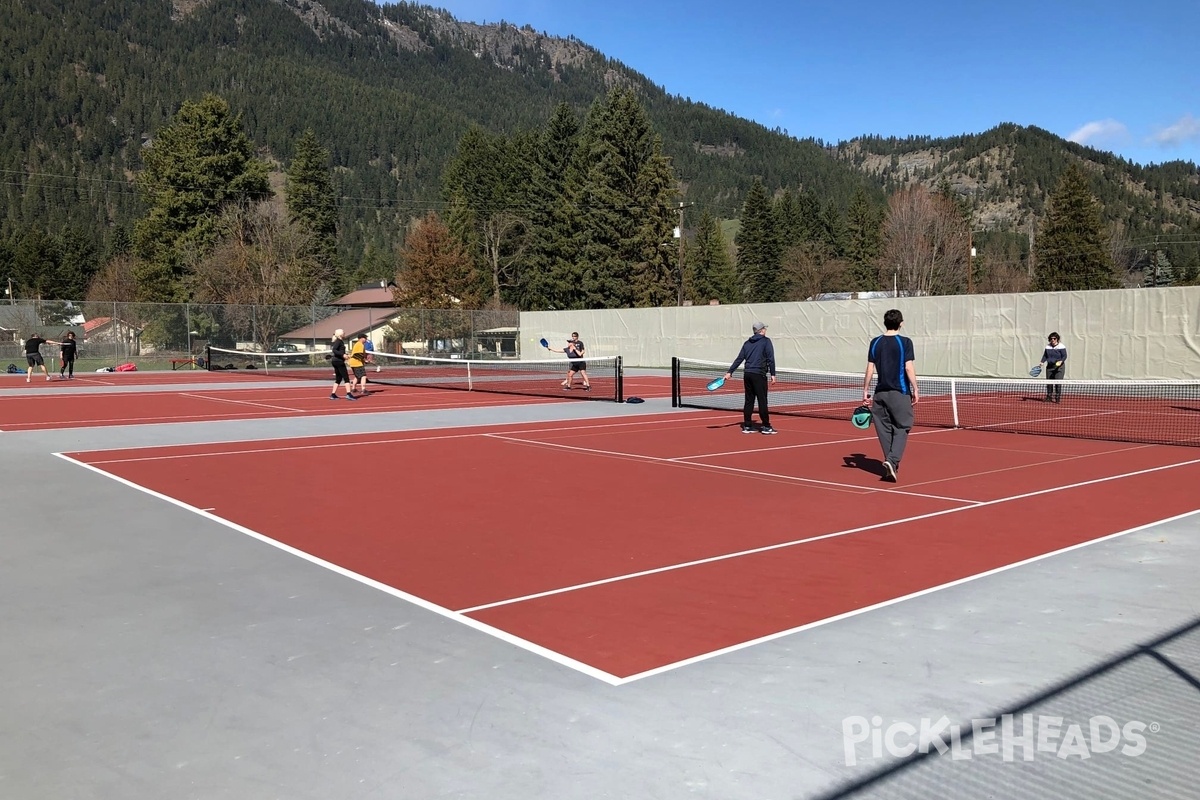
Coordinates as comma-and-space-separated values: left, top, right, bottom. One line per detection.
871, 390, 914, 470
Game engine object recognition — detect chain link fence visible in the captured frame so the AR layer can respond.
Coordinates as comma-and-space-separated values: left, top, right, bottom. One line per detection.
0, 300, 520, 371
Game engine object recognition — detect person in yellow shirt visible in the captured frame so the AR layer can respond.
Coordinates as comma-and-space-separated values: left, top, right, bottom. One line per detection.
348, 333, 369, 396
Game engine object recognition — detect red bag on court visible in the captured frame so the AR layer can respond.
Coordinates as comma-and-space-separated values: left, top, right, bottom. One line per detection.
115, 363, 138, 372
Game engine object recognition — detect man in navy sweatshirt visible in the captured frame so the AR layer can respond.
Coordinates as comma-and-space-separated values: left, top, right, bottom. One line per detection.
1039, 332, 1067, 403
724, 321, 777, 434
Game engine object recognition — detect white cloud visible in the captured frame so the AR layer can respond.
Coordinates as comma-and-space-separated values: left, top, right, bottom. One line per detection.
1149, 114, 1200, 147
1067, 119, 1130, 147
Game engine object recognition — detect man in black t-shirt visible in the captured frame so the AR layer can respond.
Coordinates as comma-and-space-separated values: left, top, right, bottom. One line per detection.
23, 332, 57, 383
862, 309, 919, 483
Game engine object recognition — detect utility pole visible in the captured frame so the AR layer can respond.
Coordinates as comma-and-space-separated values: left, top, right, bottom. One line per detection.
676, 202, 685, 305
967, 229, 975, 294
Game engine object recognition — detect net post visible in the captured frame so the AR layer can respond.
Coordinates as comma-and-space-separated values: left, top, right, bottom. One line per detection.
671, 357, 680, 407
950, 379, 960, 428
616, 356, 624, 403
204, 345, 212, 371
466, 361, 473, 391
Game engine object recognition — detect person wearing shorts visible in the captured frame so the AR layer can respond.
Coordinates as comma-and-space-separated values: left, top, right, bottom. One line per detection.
557, 332, 590, 391
329, 329, 355, 400
349, 333, 368, 395
24, 332, 56, 382
58, 331, 77, 379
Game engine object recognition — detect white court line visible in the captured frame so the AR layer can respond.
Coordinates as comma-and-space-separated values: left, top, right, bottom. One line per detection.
53, 452, 628, 687
484, 432, 980, 505
455, 454, 1200, 616
901, 444, 1155, 489
77, 412, 732, 462
616, 508, 1200, 684
179, 392, 306, 412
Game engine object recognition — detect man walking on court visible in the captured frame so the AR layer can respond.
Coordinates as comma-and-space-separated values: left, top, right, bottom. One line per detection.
1039, 331, 1066, 403
724, 321, 777, 434
862, 309, 918, 482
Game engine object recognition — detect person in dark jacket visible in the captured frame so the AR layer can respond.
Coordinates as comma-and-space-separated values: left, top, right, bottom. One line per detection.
328, 329, 356, 400
1039, 332, 1067, 403
724, 321, 777, 434
58, 331, 77, 379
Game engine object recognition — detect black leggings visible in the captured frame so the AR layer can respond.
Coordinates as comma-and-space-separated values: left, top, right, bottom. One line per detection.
742, 371, 770, 427
332, 361, 350, 385
60, 356, 75, 377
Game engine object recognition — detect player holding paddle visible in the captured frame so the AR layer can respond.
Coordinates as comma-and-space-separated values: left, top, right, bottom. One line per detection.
862, 309, 918, 483
554, 332, 590, 391
724, 321, 777, 434
1039, 331, 1066, 403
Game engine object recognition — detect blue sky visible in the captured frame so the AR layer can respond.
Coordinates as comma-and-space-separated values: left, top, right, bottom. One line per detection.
402, 0, 1199, 167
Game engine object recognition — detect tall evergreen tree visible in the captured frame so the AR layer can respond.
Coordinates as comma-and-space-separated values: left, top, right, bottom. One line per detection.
286, 129, 339, 287
442, 126, 533, 307
133, 94, 272, 301
524, 103, 581, 310
566, 88, 676, 308
735, 178, 777, 301
685, 211, 738, 304
844, 188, 883, 291
1032, 164, 1119, 291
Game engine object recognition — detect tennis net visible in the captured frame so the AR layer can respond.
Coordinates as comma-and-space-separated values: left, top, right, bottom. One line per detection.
206, 346, 623, 402
672, 357, 1200, 448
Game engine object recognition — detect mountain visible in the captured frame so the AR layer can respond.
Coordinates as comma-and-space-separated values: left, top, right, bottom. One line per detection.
2, 0, 1198, 291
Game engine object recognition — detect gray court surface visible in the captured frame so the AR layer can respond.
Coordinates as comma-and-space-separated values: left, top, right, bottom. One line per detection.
2, 377, 1198, 800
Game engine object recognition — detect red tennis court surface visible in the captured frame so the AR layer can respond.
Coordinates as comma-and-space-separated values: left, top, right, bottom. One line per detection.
61, 412, 1200, 683
2, 375, 670, 430
0, 370, 258, 389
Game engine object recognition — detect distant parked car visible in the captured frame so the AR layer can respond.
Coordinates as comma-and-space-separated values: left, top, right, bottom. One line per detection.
266, 342, 309, 365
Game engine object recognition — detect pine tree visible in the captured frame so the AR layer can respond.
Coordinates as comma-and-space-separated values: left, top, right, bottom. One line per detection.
735, 178, 778, 301
685, 211, 738, 304
523, 103, 581, 311
844, 188, 883, 291
1032, 164, 1118, 292
286, 129, 339, 287
133, 94, 272, 301
566, 88, 676, 309
442, 126, 533, 307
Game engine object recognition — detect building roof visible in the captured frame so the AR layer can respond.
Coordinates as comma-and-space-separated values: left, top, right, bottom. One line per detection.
332, 283, 398, 307
279, 308, 397, 341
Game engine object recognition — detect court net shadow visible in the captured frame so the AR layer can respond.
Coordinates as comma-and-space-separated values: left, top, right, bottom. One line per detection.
813, 616, 1200, 799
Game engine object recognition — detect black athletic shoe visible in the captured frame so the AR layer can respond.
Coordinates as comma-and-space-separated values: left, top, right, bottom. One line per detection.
882, 461, 897, 482
741, 426, 756, 434
330, 393, 338, 400
760, 426, 777, 435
